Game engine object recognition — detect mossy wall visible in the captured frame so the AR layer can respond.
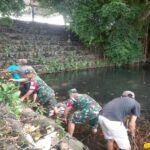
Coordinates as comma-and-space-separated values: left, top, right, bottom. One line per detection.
0, 20, 98, 73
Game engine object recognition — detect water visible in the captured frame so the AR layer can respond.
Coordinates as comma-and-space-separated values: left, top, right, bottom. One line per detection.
42, 65, 150, 118
41, 65, 150, 149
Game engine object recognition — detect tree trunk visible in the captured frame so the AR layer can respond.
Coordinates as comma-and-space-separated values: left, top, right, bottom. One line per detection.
144, 22, 150, 61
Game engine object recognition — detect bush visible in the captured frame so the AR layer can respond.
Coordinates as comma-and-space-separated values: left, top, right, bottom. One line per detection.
0, 82, 21, 116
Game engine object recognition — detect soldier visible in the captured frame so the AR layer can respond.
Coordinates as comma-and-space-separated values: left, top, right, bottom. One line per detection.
63, 88, 102, 136
9, 69, 59, 116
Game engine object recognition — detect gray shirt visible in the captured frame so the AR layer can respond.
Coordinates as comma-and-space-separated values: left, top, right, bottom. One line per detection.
101, 96, 141, 121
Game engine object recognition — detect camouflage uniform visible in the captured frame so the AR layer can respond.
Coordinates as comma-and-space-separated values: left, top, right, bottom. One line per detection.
30, 75, 57, 108
68, 94, 102, 128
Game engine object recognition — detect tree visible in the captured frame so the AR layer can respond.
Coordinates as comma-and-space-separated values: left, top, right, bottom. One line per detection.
38, 0, 149, 66
0, 0, 25, 16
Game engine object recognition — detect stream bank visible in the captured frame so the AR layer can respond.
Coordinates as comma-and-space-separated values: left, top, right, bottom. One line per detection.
0, 102, 88, 150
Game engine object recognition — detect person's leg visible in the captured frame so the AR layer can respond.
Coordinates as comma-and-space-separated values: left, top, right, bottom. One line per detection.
43, 93, 59, 116
33, 93, 37, 102
98, 116, 116, 150
89, 117, 99, 134
69, 110, 87, 136
110, 123, 131, 150
125, 148, 131, 150
48, 94, 60, 115
68, 122, 75, 136
107, 139, 114, 150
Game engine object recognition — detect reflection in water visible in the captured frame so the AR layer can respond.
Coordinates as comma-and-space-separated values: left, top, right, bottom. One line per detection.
41, 66, 150, 149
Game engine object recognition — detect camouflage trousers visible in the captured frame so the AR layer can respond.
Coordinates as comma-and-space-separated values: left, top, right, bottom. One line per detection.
70, 108, 99, 128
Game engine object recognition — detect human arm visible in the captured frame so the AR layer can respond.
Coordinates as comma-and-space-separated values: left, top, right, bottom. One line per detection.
0, 69, 11, 79
20, 79, 37, 101
20, 90, 34, 101
9, 78, 29, 82
33, 93, 37, 102
128, 101, 141, 136
0, 69, 10, 73
128, 115, 137, 136
63, 100, 72, 123
0, 69, 11, 77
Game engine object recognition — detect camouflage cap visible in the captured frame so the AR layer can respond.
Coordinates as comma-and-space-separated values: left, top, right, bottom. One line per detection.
68, 88, 78, 94
25, 69, 33, 74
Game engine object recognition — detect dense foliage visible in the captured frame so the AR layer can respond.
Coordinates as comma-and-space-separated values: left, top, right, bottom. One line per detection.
0, 82, 21, 116
38, 0, 149, 66
0, 0, 24, 16
0, 0, 149, 66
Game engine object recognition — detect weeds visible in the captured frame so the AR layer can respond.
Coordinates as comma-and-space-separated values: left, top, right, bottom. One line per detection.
26, 100, 47, 115
0, 82, 21, 116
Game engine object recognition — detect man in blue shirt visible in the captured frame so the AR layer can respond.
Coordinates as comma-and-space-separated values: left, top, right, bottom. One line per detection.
1, 59, 28, 79
7, 63, 21, 79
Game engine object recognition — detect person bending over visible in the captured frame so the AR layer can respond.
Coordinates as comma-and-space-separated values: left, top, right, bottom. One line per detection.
10, 69, 59, 116
0, 59, 23, 79
11, 59, 37, 96
98, 91, 141, 150
63, 88, 102, 136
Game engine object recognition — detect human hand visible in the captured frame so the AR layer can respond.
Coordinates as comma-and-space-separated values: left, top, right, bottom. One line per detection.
128, 121, 136, 136
20, 97, 25, 101
92, 128, 98, 134
63, 117, 67, 124
9, 78, 15, 82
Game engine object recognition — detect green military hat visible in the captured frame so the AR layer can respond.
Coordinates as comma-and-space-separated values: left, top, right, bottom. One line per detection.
68, 88, 78, 94
25, 69, 33, 74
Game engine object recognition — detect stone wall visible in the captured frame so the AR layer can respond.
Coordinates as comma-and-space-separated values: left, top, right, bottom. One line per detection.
0, 20, 97, 73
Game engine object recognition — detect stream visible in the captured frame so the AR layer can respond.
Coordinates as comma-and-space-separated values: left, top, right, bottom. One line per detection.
42, 65, 150, 149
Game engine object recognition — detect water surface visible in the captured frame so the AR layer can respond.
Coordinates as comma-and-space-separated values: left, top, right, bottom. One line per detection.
42, 65, 150, 149
42, 66, 150, 118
